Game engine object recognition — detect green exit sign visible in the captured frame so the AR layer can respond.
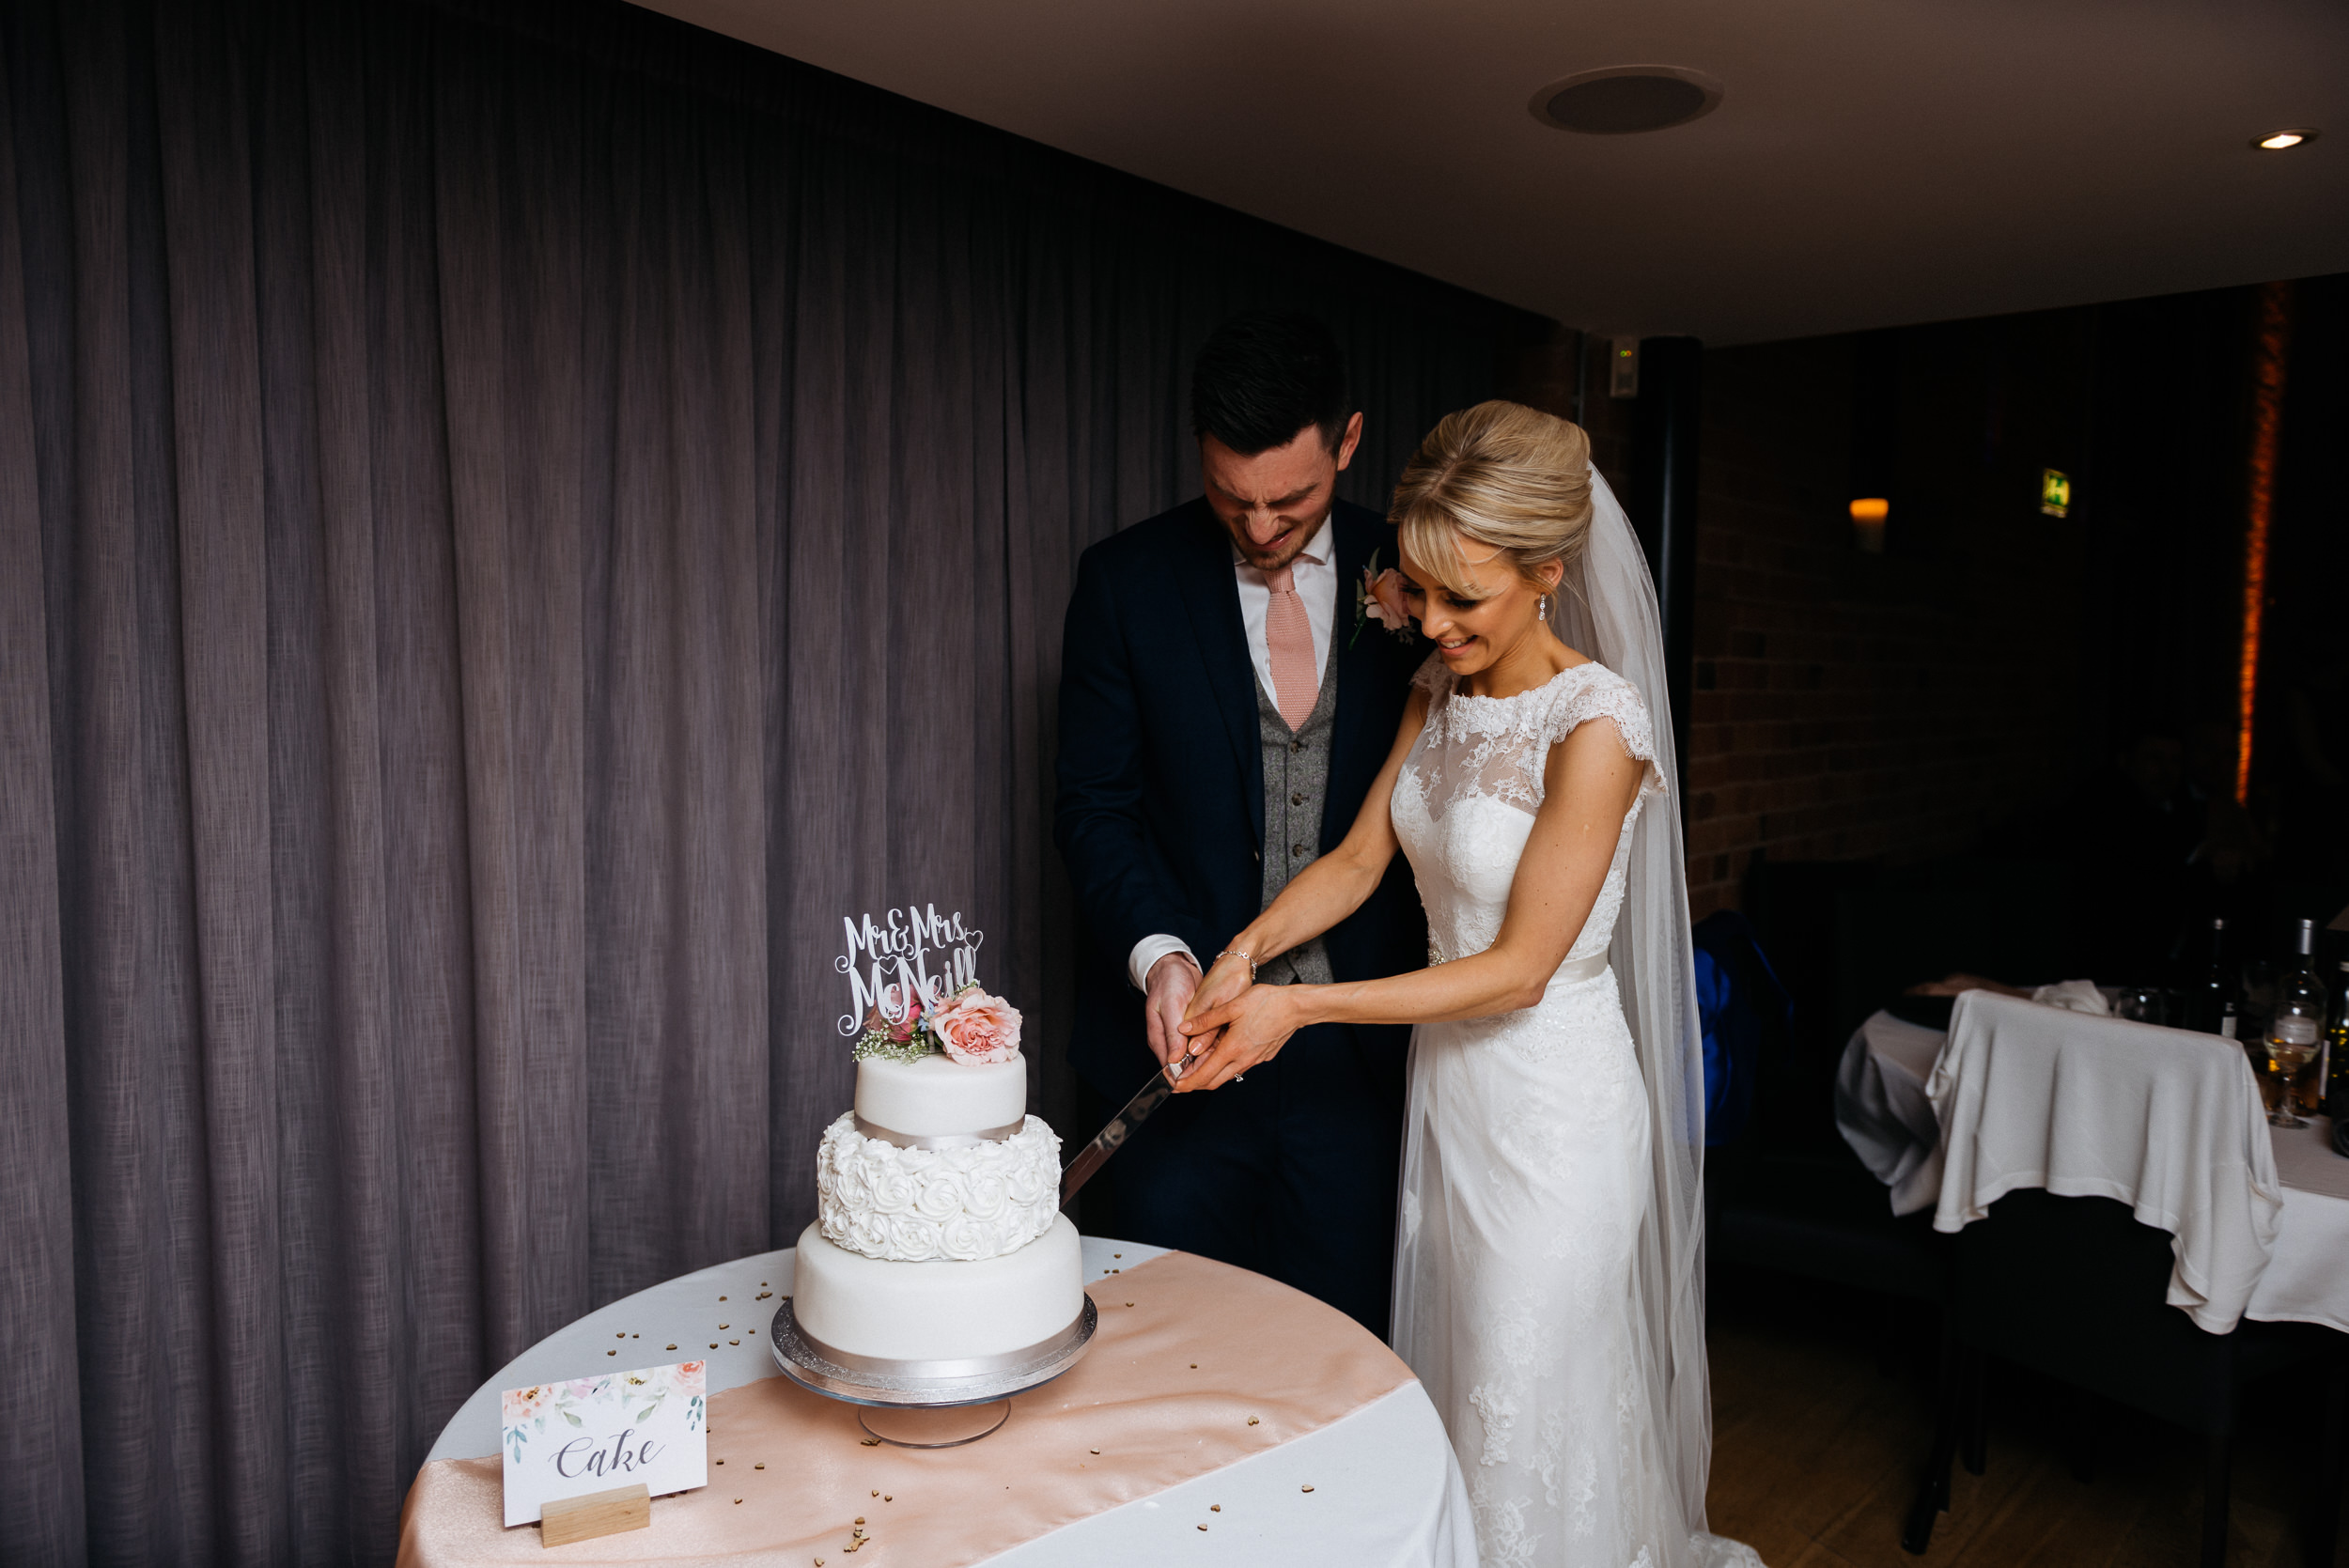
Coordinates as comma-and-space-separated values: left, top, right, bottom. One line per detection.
2040, 468, 2071, 518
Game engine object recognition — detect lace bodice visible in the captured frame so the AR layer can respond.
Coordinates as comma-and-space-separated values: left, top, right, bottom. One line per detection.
1392, 655, 1663, 974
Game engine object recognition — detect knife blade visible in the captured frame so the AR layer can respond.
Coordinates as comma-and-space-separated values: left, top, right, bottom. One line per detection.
1059, 1049, 1199, 1207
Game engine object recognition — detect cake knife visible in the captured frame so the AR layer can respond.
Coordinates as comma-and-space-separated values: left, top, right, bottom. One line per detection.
1058, 1048, 1201, 1207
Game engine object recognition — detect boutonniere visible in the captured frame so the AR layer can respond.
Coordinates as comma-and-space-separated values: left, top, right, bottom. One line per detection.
1350, 550, 1415, 648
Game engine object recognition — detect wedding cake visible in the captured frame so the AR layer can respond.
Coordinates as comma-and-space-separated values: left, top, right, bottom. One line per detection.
789, 984, 1086, 1369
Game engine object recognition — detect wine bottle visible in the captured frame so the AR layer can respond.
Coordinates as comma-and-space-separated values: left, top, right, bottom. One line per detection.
2272, 919, 2328, 1123
2186, 917, 2230, 1034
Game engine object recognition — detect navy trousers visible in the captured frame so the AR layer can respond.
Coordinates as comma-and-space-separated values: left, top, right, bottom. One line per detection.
1080, 1020, 1405, 1340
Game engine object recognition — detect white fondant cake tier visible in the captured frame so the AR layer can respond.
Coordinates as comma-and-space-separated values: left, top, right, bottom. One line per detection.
790, 1215, 1084, 1363
816, 1110, 1060, 1262
853, 1050, 1027, 1138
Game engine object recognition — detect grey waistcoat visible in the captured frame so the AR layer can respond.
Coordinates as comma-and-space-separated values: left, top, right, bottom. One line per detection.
1252, 630, 1344, 986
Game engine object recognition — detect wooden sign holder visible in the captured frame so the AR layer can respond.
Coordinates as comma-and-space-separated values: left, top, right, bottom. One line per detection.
540, 1483, 650, 1547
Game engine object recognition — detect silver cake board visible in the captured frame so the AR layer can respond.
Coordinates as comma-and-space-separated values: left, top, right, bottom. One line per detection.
769, 1296, 1097, 1411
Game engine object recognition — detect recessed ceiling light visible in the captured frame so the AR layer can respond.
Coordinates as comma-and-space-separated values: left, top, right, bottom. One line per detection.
2254, 129, 2317, 150
1530, 67, 1723, 135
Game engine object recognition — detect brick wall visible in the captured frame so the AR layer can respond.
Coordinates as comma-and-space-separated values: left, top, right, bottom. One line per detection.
1504, 314, 2105, 922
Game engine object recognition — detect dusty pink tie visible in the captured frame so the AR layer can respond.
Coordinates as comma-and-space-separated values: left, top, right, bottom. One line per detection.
1264, 564, 1317, 731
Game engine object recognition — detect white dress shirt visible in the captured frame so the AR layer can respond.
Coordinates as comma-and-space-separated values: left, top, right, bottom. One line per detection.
1128, 515, 1340, 991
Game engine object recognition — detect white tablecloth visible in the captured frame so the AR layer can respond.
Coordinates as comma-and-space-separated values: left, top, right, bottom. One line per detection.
1833, 1009, 1952, 1216
422, 1236, 1476, 1566
1835, 998, 2349, 1335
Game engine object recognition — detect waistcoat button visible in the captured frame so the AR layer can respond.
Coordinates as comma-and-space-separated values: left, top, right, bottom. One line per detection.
1291, 843, 1306, 857
1289, 739, 1303, 753
1291, 792, 1305, 806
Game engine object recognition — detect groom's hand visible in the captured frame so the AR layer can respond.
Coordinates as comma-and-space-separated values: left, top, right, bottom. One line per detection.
1143, 953, 1201, 1069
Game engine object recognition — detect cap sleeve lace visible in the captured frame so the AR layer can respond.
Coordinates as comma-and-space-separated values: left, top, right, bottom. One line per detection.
1407, 656, 1662, 820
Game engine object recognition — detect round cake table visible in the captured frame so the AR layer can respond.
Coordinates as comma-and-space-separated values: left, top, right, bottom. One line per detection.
402, 1236, 1474, 1566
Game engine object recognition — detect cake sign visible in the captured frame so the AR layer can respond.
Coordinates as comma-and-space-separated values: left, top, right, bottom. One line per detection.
500, 1360, 707, 1527
836, 904, 986, 1037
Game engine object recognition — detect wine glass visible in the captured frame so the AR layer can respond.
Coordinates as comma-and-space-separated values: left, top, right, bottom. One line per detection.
2265, 1036, 2319, 1129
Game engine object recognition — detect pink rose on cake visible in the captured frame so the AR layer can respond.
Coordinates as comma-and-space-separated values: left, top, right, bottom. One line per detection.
929, 985, 1022, 1065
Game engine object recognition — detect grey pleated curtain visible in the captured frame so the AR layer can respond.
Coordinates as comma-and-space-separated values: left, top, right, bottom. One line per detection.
0, 0, 1524, 1560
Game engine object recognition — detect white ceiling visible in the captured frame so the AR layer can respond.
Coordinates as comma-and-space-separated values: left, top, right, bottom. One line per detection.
639, 0, 2349, 345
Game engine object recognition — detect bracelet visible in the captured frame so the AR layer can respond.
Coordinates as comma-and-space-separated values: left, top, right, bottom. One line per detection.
1213, 949, 1258, 982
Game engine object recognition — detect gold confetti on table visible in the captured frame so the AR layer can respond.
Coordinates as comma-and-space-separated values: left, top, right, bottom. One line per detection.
1301, 1484, 1315, 1493
1247, 1416, 1259, 1425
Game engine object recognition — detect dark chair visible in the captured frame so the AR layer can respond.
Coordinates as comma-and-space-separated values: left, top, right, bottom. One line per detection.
1709, 1140, 1949, 1309
1901, 1188, 2335, 1566
1709, 862, 1950, 1319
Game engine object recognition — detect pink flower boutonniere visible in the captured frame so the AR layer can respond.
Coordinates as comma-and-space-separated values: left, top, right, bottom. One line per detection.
1351, 550, 1415, 648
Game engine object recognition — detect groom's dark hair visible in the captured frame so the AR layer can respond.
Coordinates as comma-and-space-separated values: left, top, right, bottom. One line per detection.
1191, 310, 1352, 457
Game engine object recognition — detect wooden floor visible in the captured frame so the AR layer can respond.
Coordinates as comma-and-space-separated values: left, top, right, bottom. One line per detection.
1702, 1271, 2343, 1568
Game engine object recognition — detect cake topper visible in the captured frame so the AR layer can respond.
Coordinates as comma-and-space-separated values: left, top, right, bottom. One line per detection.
837, 905, 1019, 1064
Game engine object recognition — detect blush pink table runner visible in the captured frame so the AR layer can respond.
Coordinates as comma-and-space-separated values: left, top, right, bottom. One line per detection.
399, 1250, 1417, 1565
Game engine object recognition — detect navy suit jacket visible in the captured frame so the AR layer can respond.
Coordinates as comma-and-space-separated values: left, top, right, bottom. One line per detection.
1053, 496, 1429, 1098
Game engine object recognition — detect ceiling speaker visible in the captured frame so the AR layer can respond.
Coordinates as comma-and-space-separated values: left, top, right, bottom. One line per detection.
1531, 67, 1723, 135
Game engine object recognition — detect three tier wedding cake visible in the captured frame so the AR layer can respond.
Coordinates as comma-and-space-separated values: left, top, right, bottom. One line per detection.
789, 984, 1086, 1369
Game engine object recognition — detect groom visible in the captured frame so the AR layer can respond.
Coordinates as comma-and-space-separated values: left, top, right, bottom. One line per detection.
1053, 311, 1426, 1334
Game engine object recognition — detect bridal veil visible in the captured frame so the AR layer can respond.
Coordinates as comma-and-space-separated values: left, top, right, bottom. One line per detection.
1551, 468, 1722, 1560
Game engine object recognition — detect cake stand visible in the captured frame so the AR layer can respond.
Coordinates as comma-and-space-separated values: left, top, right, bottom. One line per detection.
769, 1295, 1097, 1446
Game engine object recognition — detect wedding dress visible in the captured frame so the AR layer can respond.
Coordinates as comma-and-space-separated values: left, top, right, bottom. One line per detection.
1387, 476, 1760, 1568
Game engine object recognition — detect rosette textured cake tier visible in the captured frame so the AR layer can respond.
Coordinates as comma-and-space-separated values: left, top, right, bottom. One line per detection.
816, 1111, 1061, 1262
791, 1032, 1085, 1369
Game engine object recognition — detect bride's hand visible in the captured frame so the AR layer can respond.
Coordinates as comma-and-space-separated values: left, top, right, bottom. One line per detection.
1173, 983, 1302, 1093
1183, 950, 1254, 1031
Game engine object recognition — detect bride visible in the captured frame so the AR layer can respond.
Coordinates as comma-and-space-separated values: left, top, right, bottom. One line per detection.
1175, 401, 1758, 1568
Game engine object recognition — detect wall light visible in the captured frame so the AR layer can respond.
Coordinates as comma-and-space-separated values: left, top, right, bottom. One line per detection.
2254, 129, 2317, 150
1849, 497, 1888, 553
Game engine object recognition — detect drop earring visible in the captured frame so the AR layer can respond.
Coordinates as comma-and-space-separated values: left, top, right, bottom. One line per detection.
1538, 593, 1550, 622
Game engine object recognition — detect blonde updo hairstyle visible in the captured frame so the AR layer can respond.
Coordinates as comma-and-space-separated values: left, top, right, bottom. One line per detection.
1390, 400, 1595, 602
